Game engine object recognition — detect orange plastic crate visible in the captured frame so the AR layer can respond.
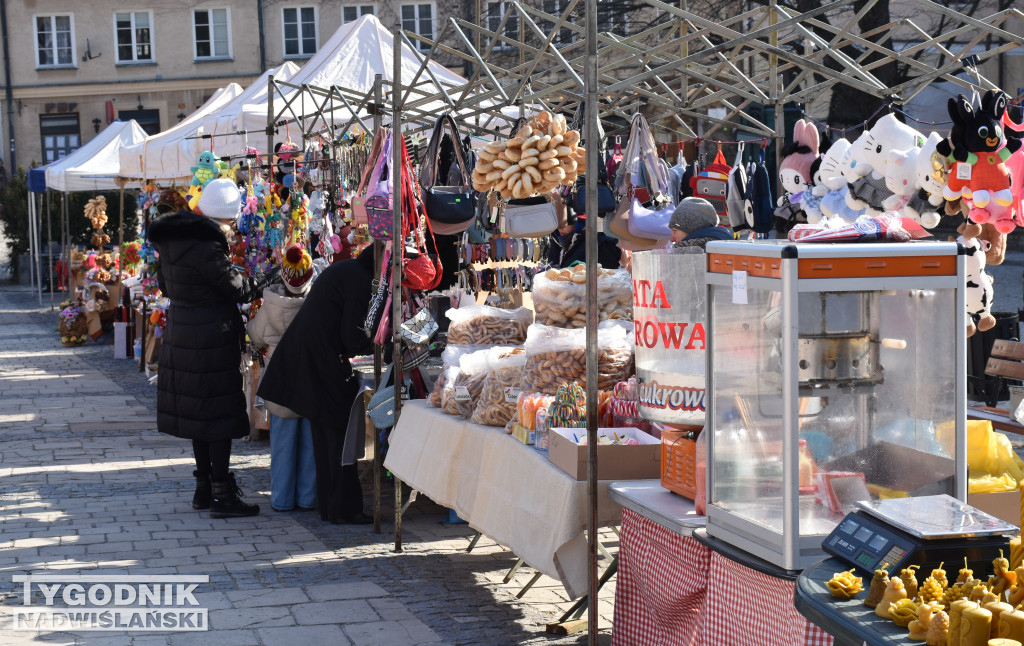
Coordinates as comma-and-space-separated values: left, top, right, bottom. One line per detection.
660, 429, 698, 499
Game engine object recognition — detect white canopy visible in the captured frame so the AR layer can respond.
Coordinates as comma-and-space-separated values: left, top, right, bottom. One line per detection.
117, 83, 245, 182
44, 120, 148, 192
191, 15, 474, 161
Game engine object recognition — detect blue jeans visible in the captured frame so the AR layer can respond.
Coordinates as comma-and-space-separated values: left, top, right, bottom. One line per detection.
269, 414, 317, 511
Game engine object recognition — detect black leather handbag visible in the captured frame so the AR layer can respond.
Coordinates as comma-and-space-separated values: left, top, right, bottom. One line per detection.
420, 114, 476, 235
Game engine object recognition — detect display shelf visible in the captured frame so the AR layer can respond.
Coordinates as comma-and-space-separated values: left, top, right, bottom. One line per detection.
794, 557, 912, 646
607, 480, 705, 536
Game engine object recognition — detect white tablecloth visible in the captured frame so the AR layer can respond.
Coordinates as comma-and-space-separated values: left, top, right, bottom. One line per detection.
383, 400, 621, 599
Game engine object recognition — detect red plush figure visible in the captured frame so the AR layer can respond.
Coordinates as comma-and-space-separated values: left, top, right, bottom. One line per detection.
940, 91, 1023, 233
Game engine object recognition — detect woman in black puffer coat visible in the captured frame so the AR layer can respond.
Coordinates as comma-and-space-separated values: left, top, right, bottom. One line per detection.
148, 180, 278, 518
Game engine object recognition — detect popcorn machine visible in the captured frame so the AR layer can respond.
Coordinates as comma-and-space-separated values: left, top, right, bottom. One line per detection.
702, 241, 966, 571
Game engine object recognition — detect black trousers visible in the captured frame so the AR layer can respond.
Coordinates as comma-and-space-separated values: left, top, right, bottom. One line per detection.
310, 421, 363, 521
193, 439, 231, 481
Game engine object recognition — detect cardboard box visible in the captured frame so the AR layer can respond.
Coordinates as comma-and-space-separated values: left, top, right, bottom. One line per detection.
548, 427, 661, 481
968, 489, 1022, 528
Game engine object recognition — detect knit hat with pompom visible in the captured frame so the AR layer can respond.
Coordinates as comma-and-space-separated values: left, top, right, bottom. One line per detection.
281, 245, 313, 295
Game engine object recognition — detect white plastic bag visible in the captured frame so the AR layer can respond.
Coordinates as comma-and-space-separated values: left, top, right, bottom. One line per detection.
521, 320, 634, 395
446, 305, 533, 345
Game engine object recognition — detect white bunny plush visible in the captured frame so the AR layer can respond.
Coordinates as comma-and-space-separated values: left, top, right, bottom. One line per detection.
883, 147, 941, 228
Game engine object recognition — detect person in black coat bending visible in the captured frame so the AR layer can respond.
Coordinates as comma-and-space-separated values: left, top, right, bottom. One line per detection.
548, 212, 622, 269
257, 249, 376, 524
148, 180, 278, 518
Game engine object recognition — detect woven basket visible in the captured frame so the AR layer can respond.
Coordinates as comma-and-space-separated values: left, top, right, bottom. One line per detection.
59, 313, 88, 338
660, 429, 698, 499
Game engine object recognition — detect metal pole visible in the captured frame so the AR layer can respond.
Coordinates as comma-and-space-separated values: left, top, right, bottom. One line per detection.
46, 191, 54, 310
62, 192, 69, 294
372, 73, 384, 536
391, 23, 405, 554
267, 75, 275, 177
584, 0, 599, 640
33, 194, 42, 304
770, 0, 783, 200
27, 188, 36, 294
116, 180, 126, 295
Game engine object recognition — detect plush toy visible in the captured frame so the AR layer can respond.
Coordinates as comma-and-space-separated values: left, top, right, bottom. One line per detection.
190, 151, 219, 189
817, 139, 865, 223
955, 221, 996, 337
775, 119, 821, 227
743, 150, 775, 235
801, 158, 825, 223
883, 147, 941, 228
851, 113, 926, 180
940, 90, 1022, 233
916, 132, 950, 210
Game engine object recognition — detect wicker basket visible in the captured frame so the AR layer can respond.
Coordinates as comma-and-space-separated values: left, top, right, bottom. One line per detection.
59, 313, 89, 345
660, 429, 698, 499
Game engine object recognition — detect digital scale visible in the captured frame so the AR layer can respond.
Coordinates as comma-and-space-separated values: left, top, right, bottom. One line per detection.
821, 495, 1017, 575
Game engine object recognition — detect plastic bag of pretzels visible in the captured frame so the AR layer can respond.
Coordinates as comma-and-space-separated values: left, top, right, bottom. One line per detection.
471, 347, 527, 427
520, 320, 635, 396
532, 266, 633, 329
428, 344, 490, 408
445, 304, 533, 346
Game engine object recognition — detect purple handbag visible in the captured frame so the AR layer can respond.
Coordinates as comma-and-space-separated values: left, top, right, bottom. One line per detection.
365, 134, 394, 240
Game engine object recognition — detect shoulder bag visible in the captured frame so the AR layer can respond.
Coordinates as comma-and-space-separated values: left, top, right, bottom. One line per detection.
420, 114, 476, 235
352, 128, 387, 226
365, 132, 395, 240
503, 195, 560, 239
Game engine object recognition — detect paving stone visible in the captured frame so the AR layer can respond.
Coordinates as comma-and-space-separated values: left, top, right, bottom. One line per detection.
209, 605, 295, 629
305, 582, 389, 602
258, 624, 349, 646
291, 599, 378, 625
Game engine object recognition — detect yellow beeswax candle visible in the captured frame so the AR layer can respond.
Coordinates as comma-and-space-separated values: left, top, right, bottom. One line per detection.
998, 610, 1024, 642
989, 639, 1023, 646
985, 602, 1015, 639
951, 601, 981, 646
963, 606, 993, 646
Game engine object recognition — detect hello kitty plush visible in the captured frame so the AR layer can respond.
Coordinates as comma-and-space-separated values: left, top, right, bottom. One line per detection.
883, 147, 941, 228
956, 222, 996, 337
941, 90, 1022, 233
916, 132, 950, 209
851, 114, 926, 180
775, 119, 820, 227
817, 139, 865, 223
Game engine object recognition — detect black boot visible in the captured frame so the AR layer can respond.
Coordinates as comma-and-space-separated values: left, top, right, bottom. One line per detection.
210, 473, 259, 518
192, 470, 212, 510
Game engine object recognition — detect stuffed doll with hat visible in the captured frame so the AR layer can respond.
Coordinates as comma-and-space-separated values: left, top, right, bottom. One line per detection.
280, 244, 314, 295
775, 119, 820, 227
940, 90, 1023, 233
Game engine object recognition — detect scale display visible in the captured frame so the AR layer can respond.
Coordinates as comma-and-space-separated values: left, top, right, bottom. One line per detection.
821, 496, 1016, 575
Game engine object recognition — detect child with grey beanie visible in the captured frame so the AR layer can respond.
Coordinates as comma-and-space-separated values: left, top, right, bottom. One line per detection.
669, 197, 733, 248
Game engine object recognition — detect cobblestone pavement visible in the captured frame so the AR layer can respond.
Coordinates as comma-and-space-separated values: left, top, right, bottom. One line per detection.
0, 285, 614, 646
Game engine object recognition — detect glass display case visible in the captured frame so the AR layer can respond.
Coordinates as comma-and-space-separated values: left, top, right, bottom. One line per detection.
703, 240, 966, 571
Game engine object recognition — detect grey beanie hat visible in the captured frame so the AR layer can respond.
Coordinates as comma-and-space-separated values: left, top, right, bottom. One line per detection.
669, 197, 719, 234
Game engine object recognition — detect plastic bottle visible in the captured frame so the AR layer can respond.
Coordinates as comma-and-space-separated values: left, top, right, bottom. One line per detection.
133, 339, 142, 361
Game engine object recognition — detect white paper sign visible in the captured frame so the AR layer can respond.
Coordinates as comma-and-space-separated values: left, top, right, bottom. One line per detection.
732, 270, 748, 304
956, 162, 972, 181
454, 386, 472, 402
504, 387, 522, 403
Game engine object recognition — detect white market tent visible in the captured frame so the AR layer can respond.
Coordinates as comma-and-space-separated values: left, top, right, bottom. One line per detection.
44, 120, 148, 192
118, 83, 244, 182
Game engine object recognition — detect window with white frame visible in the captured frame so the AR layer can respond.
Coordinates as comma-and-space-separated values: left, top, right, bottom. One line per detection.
342, 5, 375, 25
193, 8, 231, 59
40, 114, 80, 163
35, 15, 74, 67
541, 0, 573, 46
485, 1, 518, 51
400, 3, 434, 51
597, 0, 627, 35
283, 6, 317, 57
115, 11, 153, 63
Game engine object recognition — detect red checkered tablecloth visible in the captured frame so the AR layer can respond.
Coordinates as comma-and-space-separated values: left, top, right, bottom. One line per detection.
612, 508, 834, 646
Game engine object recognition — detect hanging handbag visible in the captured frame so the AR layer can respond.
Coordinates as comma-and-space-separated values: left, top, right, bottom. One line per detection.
501, 195, 560, 239
399, 137, 444, 291
627, 198, 675, 240
362, 244, 392, 339
689, 146, 732, 219
615, 113, 670, 205
367, 363, 397, 429
420, 114, 476, 235
399, 307, 438, 346
365, 132, 396, 240
352, 128, 387, 226
571, 177, 617, 216
607, 192, 663, 251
